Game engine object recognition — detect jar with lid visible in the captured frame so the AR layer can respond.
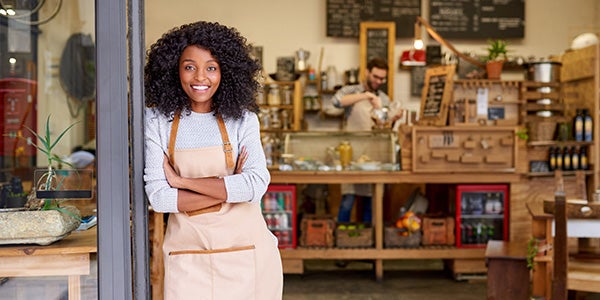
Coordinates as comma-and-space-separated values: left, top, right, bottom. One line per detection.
270, 107, 281, 129
337, 141, 353, 169
281, 110, 291, 130
281, 85, 292, 105
267, 84, 281, 105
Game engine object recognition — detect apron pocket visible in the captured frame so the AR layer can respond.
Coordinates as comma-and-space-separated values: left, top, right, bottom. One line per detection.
166, 245, 256, 300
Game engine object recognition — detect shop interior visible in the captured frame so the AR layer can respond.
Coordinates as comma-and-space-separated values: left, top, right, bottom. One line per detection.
1, 0, 600, 299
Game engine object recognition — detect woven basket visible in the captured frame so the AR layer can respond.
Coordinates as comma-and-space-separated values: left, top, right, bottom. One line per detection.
528, 121, 557, 141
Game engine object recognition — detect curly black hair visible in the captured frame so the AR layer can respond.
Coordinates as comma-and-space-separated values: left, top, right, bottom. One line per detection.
144, 21, 261, 120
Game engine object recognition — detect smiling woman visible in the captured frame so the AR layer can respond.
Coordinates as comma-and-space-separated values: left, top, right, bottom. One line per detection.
143, 21, 283, 300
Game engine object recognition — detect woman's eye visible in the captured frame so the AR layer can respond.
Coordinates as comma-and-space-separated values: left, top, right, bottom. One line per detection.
184, 65, 195, 71
207, 66, 217, 72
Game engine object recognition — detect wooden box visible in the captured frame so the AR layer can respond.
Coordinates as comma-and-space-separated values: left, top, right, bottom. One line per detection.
422, 217, 455, 246
300, 215, 335, 247
384, 227, 421, 248
335, 223, 373, 248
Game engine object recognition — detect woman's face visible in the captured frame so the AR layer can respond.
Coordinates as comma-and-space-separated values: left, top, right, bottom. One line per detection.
179, 45, 221, 113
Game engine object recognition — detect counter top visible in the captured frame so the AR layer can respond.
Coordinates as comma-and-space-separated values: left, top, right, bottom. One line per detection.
270, 170, 522, 184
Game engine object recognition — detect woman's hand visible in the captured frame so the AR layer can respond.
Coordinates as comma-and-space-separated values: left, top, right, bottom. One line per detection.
163, 154, 183, 188
234, 146, 248, 174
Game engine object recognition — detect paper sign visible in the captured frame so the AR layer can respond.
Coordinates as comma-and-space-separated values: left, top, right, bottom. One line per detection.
477, 88, 489, 116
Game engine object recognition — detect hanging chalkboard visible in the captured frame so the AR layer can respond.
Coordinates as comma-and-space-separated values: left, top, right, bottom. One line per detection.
359, 22, 395, 99
326, 0, 420, 38
428, 0, 524, 39
418, 65, 455, 126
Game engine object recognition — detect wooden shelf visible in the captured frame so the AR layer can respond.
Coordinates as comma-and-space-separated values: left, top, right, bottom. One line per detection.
527, 141, 593, 147
281, 246, 485, 260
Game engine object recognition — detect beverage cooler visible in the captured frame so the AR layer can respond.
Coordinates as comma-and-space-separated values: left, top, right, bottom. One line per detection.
261, 184, 296, 249
455, 184, 508, 248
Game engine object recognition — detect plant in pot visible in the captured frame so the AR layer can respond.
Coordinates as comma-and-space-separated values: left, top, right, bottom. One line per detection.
486, 39, 508, 80
0, 115, 84, 245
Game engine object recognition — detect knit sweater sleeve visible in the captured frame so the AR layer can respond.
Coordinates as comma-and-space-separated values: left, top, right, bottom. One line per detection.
143, 108, 180, 213
223, 112, 271, 203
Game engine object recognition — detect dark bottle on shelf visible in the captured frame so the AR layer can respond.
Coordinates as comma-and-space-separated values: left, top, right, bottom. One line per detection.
548, 146, 557, 171
583, 108, 593, 142
556, 147, 564, 171
574, 108, 584, 141
580, 147, 589, 170
571, 146, 580, 170
563, 147, 572, 171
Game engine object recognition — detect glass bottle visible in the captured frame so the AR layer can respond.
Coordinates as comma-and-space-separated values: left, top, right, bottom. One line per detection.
556, 147, 563, 171
548, 146, 556, 171
571, 146, 580, 170
580, 147, 589, 170
338, 140, 353, 169
583, 108, 593, 142
574, 108, 584, 141
562, 146, 572, 171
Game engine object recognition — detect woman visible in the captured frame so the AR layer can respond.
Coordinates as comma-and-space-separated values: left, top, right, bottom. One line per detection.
143, 21, 282, 299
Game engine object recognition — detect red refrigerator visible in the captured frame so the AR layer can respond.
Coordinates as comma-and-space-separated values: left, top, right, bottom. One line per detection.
261, 184, 297, 249
455, 184, 509, 248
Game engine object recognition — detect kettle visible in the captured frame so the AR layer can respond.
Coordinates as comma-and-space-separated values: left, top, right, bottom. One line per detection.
295, 48, 310, 72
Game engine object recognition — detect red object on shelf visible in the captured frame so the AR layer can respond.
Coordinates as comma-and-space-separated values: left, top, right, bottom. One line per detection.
262, 184, 297, 249
455, 184, 509, 248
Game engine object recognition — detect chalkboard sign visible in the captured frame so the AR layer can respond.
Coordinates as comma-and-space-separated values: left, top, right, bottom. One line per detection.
429, 0, 524, 39
359, 22, 395, 99
419, 65, 455, 126
326, 0, 420, 38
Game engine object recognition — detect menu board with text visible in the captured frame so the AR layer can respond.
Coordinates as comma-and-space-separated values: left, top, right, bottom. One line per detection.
429, 0, 524, 39
326, 0, 421, 38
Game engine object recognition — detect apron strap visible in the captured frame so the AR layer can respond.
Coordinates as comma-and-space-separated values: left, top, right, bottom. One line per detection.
168, 111, 234, 170
216, 115, 235, 169
168, 111, 181, 166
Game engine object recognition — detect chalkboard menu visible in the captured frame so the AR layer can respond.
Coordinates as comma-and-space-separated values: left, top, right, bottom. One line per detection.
326, 0, 421, 38
359, 22, 395, 98
419, 65, 455, 126
429, 0, 524, 39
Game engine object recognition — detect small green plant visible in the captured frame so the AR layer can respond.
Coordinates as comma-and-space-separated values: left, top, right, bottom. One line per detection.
516, 127, 529, 141
486, 39, 508, 62
527, 237, 539, 270
18, 115, 81, 220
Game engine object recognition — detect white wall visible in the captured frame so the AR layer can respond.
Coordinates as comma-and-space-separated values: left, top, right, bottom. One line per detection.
145, 0, 600, 111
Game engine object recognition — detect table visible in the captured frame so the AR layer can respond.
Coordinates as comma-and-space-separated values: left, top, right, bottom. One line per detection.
0, 228, 97, 300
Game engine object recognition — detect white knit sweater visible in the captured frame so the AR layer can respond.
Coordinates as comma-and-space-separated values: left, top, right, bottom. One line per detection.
143, 107, 270, 213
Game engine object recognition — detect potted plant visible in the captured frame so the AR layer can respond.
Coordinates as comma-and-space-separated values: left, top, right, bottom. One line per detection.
0, 115, 83, 245
486, 39, 508, 80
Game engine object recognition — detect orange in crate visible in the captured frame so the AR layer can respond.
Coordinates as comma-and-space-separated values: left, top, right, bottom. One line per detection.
422, 217, 455, 246
300, 215, 335, 247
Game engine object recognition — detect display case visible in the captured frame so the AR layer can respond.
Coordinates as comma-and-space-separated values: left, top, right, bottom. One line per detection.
261, 184, 297, 249
281, 131, 399, 171
455, 184, 509, 248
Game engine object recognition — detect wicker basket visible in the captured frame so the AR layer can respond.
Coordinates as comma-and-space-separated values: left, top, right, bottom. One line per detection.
384, 227, 421, 248
335, 223, 373, 248
528, 121, 557, 141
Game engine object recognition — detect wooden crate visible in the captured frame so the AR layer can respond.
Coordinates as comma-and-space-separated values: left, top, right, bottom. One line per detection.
300, 215, 335, 247
384, 227, 421, 248
335, 223, 373, 248
422, 217, 455, 246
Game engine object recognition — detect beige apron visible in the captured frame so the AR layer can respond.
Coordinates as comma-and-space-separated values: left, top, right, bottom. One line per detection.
162, 113, 283, 300
342, 100, 372, 196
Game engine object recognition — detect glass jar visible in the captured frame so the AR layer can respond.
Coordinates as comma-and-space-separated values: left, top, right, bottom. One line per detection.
281, 86, 292, 105
267, 84, 281, 105
337, 141, 353, 169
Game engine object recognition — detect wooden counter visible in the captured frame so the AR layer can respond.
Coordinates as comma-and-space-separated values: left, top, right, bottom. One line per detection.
270, 170, 510, 280
0, 228, 97, 300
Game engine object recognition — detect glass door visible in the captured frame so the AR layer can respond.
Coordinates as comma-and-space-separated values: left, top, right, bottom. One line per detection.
0, 1, 98, 299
